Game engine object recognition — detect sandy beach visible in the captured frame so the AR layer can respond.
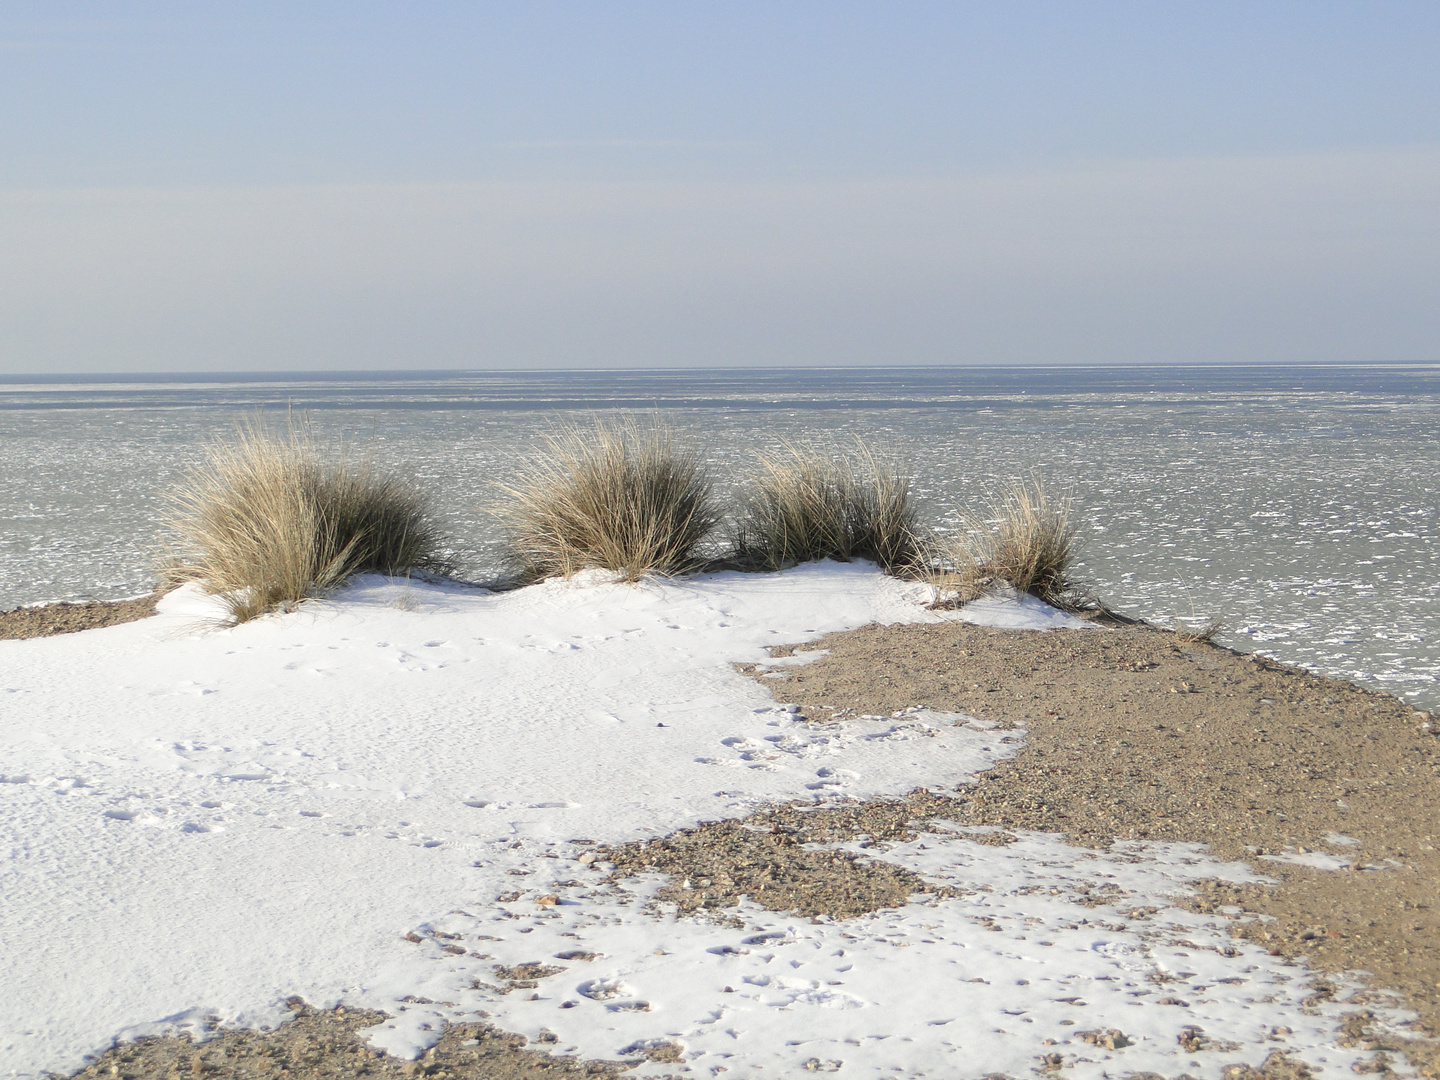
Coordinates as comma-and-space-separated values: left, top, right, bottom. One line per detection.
3, 571, 1438, 1078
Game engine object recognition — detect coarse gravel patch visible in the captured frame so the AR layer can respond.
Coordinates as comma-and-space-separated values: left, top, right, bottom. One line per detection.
0, 593, 160, 639
596, 812, 948, 919
63, 1001, 646, 1080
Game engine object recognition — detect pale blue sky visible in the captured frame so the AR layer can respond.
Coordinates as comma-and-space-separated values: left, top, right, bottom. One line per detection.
2, 3, 1438, 372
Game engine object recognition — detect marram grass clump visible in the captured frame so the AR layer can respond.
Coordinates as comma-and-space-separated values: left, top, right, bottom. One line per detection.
933, 478, 1091, 611
732, 440, 922, 574
497, 419, 722, 582
163, 420, 451, 623
1174, 615, 1225, 644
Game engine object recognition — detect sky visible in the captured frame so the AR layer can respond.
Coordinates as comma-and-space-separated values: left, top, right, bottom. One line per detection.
1, 2, 1438, 373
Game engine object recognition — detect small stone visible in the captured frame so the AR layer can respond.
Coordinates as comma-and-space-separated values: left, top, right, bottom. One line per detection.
535, 894, 559, 906
1081, 1028, 1132, 1050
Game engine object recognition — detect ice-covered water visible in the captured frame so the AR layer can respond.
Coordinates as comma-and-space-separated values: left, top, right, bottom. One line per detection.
1, 365, 1436, 708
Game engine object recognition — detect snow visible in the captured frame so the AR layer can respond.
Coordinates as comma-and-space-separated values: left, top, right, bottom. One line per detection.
361, 833, 1384, 1078
0, 563, 1410, 1077
949, 589, 1094, 631
1258, 850, 1357, 872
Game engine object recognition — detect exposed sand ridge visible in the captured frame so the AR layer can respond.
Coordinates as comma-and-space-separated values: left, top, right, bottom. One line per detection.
739, 618, 1440, 1074
0, 592, 160, 639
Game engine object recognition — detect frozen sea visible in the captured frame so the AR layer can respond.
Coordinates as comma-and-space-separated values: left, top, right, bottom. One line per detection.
1, 364, 1436, 710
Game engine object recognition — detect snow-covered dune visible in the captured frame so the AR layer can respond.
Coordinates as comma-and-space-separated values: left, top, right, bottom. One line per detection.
0, 564, 1406, 1078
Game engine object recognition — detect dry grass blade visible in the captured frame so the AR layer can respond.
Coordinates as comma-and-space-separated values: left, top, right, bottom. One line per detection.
733, 440, 922, 574
1175, 615, 1225, 644
497, 418, 721, 582
163, 419, 450, 622
935, 478, 1091, 610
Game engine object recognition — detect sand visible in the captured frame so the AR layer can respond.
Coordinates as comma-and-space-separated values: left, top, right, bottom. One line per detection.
61, 1001, 643, 1080
0, 593, 160, 639
735, 619, 1440, 1074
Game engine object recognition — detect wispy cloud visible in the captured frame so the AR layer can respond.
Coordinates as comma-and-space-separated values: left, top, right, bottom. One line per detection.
490, 139, 761, 152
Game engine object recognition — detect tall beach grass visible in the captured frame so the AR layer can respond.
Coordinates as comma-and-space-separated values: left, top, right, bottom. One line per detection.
162, 412, 1097, 616
496, 418, 722, 582
932, 477, 1091, 611
163, 419, 451, 622
732, 440, 922, 573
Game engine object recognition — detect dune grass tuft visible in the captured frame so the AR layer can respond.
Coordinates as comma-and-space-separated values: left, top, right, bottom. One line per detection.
164, 419, 451, 622
934, 478, 1091, 610
732, 440, 922, 574
497, 418, 722, 582
1174, 615, 1224, 644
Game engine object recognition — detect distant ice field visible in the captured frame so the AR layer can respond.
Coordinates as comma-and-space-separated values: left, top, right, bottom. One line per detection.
1, 365, 1436, 709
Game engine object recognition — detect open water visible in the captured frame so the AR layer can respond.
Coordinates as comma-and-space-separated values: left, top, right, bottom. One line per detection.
1, 365, 1436, 710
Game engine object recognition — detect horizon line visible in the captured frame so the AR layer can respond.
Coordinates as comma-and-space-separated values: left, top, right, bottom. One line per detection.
3, 360, 1438, 386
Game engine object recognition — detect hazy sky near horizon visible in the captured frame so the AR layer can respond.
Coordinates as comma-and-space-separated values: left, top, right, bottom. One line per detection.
2, 2, 1439, 373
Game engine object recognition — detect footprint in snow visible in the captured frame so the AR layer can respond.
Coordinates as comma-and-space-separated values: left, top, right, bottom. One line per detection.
578, 978, 632, 1001
148, 682, 217, 697
805, 767, 860, 790
104, 808, 165, 825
